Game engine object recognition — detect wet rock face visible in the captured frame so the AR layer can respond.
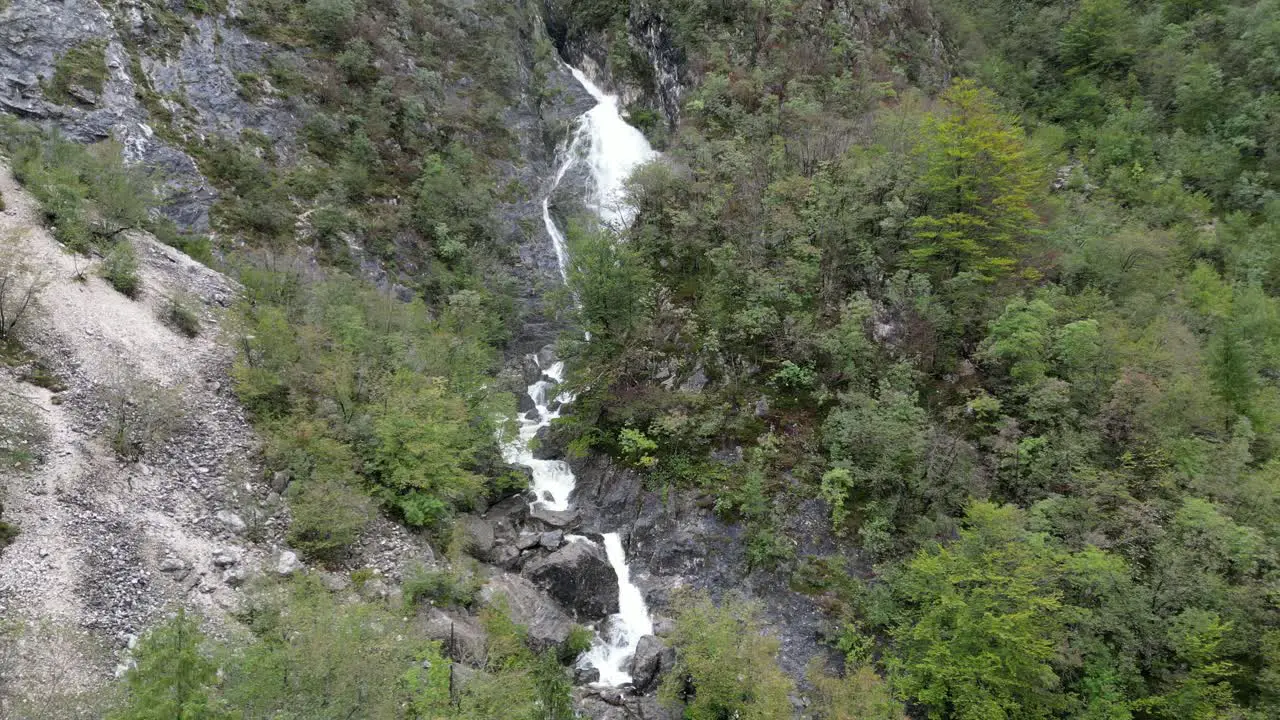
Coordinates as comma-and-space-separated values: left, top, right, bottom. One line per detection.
480, 572, 576, 650
522, 538, 619, 620
629, 634, 675, 693
569, 454, 845, 683
573, 687, 681, 720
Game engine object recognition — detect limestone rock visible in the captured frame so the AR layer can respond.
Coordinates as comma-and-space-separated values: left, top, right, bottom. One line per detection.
629, 635, 675, 693
275, 550, 303, 576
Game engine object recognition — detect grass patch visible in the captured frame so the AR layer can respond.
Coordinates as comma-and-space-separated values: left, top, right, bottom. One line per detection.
402, 563, 482, 610
43, 40, 109, 106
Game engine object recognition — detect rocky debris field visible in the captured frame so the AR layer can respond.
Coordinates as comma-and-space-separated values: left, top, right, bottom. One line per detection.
0, 164, 425, 710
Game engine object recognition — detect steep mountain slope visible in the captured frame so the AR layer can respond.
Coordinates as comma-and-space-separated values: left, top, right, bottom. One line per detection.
0, 161, 259, 707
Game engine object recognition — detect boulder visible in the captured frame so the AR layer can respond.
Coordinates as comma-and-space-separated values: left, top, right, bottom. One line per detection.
574, 665, 601, 685
481, 573, 575, 649
529, 504, 578, 528
489, 543, 521, 570
216, 510, 246, 533
533, 425, 569, 460
223, 567, 248, 587
211, 549, 238, 567
485, 493, 530, 536
516, 532, 542, 551
517, 391, 537, 414
574, 688, 680, 720
275, 550, 303, 576
629, 635, 675, 693
459, 515, 495, 558
539, 530, 564, 550
158, 557, 185, 572
420, 607, 488, 664
522, 540, 619, 620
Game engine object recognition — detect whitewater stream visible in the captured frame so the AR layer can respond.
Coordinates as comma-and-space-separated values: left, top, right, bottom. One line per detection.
502, 67, 658, 686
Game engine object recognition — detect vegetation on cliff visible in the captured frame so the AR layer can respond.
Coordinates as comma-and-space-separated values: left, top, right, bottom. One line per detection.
558, 0, 1280, 717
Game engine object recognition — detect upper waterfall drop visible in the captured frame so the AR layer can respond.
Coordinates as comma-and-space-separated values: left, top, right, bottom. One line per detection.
566, 67, 659, 229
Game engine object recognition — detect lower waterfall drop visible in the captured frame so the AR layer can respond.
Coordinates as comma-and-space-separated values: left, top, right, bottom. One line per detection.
503, 63, 659, 686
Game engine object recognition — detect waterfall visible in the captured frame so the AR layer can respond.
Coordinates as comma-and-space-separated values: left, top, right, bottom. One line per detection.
502, 64, 658, 687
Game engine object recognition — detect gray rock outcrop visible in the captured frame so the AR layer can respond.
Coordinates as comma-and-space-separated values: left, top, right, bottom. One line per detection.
629, 634, 675, 693
522, 538, 618, 621
480, 572, 575, 650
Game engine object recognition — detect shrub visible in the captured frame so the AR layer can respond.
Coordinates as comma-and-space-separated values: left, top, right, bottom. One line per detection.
659, 591, 793, 719
286, 474, 371, 563
44, 40, 109, 106
103, 375, 187, 460
402, 563, 481, 610
100, 241, 141, 298
0, 231, 47, 340
302, 0, 356, 47
560, 625, 594, 665
162, 293, 201, 338
109, 609, 218, 720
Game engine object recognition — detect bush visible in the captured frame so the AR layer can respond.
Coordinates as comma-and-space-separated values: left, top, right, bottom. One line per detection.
0, 231, 47, 340
659, 591, 793, 719
402, 563, 481, 610
162, 293, 201, 338
44, 40, 109, 106
103, 375, 187, 460
286, 474, 371, 563
303, 0, 356, 47
100, 241, 141, 298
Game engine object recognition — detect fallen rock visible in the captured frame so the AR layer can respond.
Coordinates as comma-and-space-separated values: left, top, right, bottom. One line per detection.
516, 532, 542, 551
490, 543, 520, 569
460, 515, 495, 558
540, 530, 564, 550
158, 557, 186, 573
574, 687, 680, 720
276, 551, 303, 576
420, 607, 488, 664
529, 504, 578, 528
211, 549, 238, 568
216, 510, 246, 533
481, 573, 575, 649
223, 567, 248, 588
574, 665, 601, 685
522, 540, 619, 620
629, 635, 675, 693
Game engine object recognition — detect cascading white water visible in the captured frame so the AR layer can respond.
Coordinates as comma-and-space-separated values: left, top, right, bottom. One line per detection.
581, 532, 655, 685
566, 67, 658, 228
501, 64, 659, 686
499, 360, 576, 510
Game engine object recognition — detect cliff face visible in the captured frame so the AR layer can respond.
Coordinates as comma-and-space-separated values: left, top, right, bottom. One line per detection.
0, 0, 293, 229
0, 0, 592, 335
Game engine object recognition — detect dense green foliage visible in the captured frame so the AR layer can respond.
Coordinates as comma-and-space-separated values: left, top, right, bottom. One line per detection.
559, 0, 1280, 717
232, 264, 519, 556
9, 0, 1280, 716
107, 578, 578, 720
659, 592, 794, 719
0, 118, 210, 260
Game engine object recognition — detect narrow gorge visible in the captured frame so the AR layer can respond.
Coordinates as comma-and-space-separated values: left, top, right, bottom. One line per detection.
505, 62, 658, 687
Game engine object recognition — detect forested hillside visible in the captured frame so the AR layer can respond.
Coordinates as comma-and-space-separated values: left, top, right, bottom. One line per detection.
556, 0, 1280, 718
2, 0, 1279, 718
